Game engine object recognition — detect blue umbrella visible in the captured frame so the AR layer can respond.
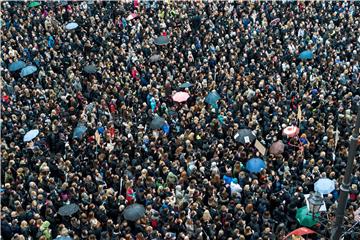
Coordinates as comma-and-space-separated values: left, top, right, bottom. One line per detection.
55, 237, 72, 240
314, 178, 335, 194
20, 65, 37, 77
154, 36, 170, 45
179, 82, 193, 88
298, 50, 313, 60
9, 61, 26, 72
246, 158, 266, 173
205, 90, 221, 105
23, 129, 39, 142
65, 22, 78, 30
73, 125, 87, 139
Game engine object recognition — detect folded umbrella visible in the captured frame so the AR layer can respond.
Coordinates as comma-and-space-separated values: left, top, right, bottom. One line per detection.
73, 125, 87, 139
283, 227, 317, 240
9, 61, 26, 72
172, 91, 190, 103
65, 22, 79, 30
234, 129, 256, 144
23, 129, 39, 142
283, 126, 300, 138
20, 65, 37, 77
154, 36, 170, 45
314, 178, 335, 194
298, 50, 313, 60
205, 90, 221, 105
246, 158, 266, 173
269, 140, 285, 155
296, 206, 319, 227
83, 65, 97, 74
123, 203, 145, 221
58, 203, 79, 216
150, 116, 166, 130
179, 82, 193, 88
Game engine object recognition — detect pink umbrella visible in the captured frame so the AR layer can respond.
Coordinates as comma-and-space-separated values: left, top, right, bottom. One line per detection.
269, 140, 285, 155
283, 126, 300, 138
172, 92, 190, 103
127, 13, 138, 21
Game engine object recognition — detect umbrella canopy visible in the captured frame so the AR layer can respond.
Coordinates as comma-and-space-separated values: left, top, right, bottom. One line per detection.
150, 116, 166, 130
55, 237, 73, 240
126, 13, 138, 21
205, 90, 221, 105
73, 125, 87, 139
65, 22, 79, 30
123, 204, 145, 221
83, 65, 97, 74
28, 1, 41, 8
270, 18, 281, 26
296, 206, 319, 227
179, 82, 193, 88
154, 36, 170, 45
284, 227, 317, 239
269, 140, 285, 155
234, 129, 256, 144
9, 61, 26, 72
58, 204, 79, 216
172, 91, 190, 103
20, 65, 37, 77
283, 126, 300, 137
298, 50, 313, 60
246, 158, 266, 173
354, 208, 360, 222
149, 54, 161, 63
314, 178, 335, 194
23, 129, 39, 142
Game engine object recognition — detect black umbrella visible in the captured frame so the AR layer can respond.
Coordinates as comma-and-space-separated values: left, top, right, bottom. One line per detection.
123, 204, 145, 221
234, 129, 256, 144
150, 116, 166, 129
154, 36, 170, 45
83, 65, 97, 74
58, 203, 79, 216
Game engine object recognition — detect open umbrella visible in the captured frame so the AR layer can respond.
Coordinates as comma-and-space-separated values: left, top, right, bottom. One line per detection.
269, 140, 285, 155
126, 13, 138, 21
55, 237, 72, 240
20, 65, 37, 77
123, 204, 145, 221
149, 54, 161, 63
150, 116, 166, 130
354, 208, 360, 222
73, 125, 87, 139
296, 206, 319, 227
205, 90, 221, 105
270, 18, 281, 26
298, 50, 313, 60
58, 204, 79, 216
65, 22, 79, 30
28, 1, 41, 8
179, 82, 193, 88
234, 129, 256, 144
154, 36, 170, 45
283, 126, 300, 138
172, 92, 190, 103
246, 158, 266, 173
9, 61, 26, 72
283, 227, 317, 240
83, 65, 97, 74
23, 129, 39, 142
314, 178, 335, 194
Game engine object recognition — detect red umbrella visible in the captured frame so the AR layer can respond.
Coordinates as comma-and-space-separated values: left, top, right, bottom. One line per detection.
172, 92, 190, 103
269, 140, 285, 155
284, 227, 317, 239
283, 126, 300, 138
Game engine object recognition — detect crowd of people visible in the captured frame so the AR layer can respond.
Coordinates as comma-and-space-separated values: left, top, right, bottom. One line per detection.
1, 1, 360, 240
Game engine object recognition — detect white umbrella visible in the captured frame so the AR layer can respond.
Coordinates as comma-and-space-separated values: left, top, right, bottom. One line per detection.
23, 129, 39, 142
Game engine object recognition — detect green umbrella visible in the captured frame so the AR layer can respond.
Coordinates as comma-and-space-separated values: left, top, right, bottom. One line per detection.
28, 2, 41, 8
296, 206, 319, 227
